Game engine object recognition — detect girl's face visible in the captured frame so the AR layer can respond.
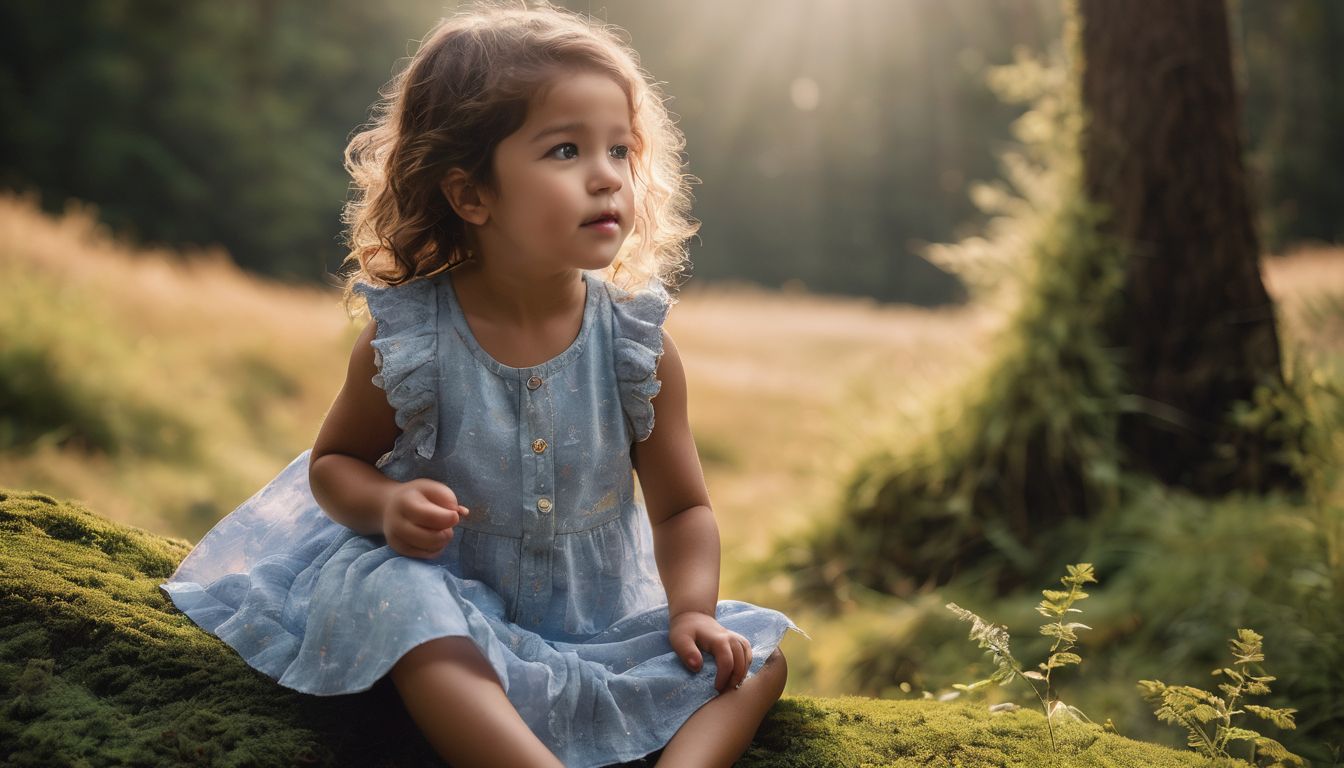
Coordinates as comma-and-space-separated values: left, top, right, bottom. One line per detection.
476, 70, 637, 275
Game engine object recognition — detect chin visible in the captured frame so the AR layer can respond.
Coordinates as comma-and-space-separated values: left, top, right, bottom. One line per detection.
579, 252, 621, 272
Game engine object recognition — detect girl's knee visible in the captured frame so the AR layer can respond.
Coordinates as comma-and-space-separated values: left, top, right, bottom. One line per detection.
758, 648, 787, 696
392, 636, 497, 685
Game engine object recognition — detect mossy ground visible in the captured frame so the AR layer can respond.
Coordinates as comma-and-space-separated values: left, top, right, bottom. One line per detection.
1, 489, 1225, 767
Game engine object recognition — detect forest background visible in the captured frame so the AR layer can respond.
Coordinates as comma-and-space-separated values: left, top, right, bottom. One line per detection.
2, 0, 1342, 765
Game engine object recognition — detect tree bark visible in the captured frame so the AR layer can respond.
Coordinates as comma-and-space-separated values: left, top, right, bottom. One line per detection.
1077, 0, 1295, 493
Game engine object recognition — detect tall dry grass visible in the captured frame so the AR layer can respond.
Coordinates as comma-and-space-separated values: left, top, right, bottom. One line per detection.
0, 193, 352, 534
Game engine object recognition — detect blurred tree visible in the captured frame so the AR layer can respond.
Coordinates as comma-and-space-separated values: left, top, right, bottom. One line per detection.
1079, 0, 1297, 493
777, 0, 1311, 614
0, 0, 442, 278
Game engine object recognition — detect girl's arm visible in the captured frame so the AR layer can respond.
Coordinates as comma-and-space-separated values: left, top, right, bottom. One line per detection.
309, 321, 468, 557
633, 331, 751, 691
309, 321, 403, 535
632, 330, 717, 617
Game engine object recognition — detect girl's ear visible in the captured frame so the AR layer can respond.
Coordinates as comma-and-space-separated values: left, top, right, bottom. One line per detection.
441, 168, 490, 226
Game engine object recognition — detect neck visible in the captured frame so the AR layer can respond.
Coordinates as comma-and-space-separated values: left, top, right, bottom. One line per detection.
450, 258, 586, 327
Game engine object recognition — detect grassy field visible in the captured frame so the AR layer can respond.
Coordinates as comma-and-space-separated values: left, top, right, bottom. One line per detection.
4, 192, 1343, 717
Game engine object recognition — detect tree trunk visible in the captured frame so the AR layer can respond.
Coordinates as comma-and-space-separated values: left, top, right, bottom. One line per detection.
1077, 0, 1295, 494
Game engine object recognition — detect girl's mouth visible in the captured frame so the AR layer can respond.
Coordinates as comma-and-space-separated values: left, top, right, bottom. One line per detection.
581, 213, 620, 233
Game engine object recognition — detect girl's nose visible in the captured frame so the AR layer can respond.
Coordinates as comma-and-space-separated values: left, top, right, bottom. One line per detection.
588, 159, 624, 194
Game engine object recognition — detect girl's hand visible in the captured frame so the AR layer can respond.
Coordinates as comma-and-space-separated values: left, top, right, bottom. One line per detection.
668, 610, 753, 693
381, 478, 470, 559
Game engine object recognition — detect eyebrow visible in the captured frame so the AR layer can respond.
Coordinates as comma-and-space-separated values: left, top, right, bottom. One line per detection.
530, 122, 585, 143
530, 121, 631, 143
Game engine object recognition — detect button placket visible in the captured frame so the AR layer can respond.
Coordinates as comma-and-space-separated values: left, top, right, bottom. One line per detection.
516, 367, 557, 628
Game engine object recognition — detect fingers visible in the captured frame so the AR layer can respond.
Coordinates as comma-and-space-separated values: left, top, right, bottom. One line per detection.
402, 500, 463, 530
709, 634, 753, 692
728, 635, 749, 689
390, 517, 456, 553
669, 631, 703, 673
671, 618, 755, 693
711, 637, 735, 692
413, 479, 462, 512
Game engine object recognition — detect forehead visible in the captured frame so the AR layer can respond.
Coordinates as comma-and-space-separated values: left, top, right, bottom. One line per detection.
523, 70, 633, 134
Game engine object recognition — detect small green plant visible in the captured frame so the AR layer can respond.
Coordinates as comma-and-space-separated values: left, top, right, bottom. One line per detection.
946, 562, 1097, 755
1138, 629, 1303, 767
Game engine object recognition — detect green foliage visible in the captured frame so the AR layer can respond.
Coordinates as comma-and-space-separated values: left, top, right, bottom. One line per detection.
1237, 1, 1344, 249
947, 563, 1098, 757
0, 0, 445, 278
836, 460, 1342, 764
773, 38, 1132, 607
1139, 630, 1304, 768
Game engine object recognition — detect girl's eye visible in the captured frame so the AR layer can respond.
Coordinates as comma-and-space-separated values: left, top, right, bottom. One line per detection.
546, 143, 631, 161
547, 143, 579, 160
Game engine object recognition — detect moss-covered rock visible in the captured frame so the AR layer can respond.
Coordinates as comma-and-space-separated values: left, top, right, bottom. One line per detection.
1, 489, 1227, 767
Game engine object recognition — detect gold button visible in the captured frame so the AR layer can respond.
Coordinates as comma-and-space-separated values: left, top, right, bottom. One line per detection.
537, 498, 552, 513
532, 438, 547, 454
526, 375, 543, 390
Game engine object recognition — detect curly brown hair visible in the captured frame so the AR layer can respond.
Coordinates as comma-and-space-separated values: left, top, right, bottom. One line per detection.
339, 1, 697, 309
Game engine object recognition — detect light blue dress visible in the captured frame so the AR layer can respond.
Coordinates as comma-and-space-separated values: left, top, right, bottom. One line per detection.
160, 269, 806, 767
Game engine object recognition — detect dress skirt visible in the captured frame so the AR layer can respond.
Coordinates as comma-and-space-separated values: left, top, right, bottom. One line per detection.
161, 452, 807, 767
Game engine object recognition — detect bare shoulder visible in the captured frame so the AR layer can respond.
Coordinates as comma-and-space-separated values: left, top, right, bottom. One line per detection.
310, 320, 400, 466
655, 328, 685, 384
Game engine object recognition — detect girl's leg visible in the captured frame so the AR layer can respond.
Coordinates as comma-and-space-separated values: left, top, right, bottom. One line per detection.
390, 636, 564, 768
653, 649, 788, 768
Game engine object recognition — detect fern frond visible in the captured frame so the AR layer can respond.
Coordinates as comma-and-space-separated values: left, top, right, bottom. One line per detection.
1229, 629, 1266, 665
1252, 736, 1304, 766
1217, 725, 1261, 745
1244, 704, 1297, 730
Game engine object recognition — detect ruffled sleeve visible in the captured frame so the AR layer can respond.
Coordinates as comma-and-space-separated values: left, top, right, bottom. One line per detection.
609, 282, 672, 443
354, 278, 439, 467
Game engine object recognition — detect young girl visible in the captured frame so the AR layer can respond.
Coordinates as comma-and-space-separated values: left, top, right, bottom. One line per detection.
160, 3, 804, 767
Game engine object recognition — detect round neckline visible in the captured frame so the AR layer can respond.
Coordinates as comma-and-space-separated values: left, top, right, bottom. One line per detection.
444, 270, 598, 378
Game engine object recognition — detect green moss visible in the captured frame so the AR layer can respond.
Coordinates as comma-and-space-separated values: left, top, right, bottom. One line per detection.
740, 696, 1230, 768
1, 490, 1221, 767
0, 488, 437, 767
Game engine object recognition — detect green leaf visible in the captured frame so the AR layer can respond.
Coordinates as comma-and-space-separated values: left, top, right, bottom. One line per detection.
1036, 601, 1065, 618
1245, 681, 1272, 696
1137, 680, 1167, 699
990, 665, 1016, 685
1040, 623, 1075, 641
1188, 704, 1221, 723
1253, 736, 1304, 766
1245, 704, 1297, 729
1047, 652, 1081, 668
1229, 628, 1265, 664
1064, 563, 1097, 585
1217, 725, 1260, 744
